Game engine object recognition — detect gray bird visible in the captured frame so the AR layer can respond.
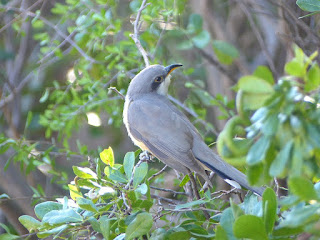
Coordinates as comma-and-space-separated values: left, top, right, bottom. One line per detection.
123, 64, 264, 196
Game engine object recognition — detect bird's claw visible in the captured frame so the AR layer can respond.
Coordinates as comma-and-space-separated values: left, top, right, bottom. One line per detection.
139, 150, 154, 162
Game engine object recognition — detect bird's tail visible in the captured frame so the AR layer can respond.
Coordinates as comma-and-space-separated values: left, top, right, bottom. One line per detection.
197, 154, 265, 196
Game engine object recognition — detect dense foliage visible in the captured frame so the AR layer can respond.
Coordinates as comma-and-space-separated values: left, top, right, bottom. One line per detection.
1, 0, 320, 239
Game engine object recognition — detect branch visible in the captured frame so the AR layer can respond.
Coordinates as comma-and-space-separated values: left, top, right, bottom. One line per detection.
188, 170, 210, 220
108, 87, 125, 100
0, 0, 43, 34
150, 186, 188, 196
130, 0, 151, 67
196, 48, 238, 83
237, 0, 278, 78
0, 6, 101, 64
148, 165, 168, 181
0, 47, 73, 109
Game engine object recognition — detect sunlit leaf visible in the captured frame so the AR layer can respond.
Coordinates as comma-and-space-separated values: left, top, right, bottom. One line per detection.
100, 147, 114, 167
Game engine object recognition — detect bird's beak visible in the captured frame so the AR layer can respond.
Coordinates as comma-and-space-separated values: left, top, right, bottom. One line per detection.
165, 63, 183, 77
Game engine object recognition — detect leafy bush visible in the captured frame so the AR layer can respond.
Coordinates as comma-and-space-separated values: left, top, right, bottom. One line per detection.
1, 0, 320, 239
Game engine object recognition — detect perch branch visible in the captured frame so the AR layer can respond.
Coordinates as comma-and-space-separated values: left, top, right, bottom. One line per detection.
130, 0, 151, 67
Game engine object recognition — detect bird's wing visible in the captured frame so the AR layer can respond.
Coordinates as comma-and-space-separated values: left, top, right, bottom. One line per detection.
127, 94, 208, 178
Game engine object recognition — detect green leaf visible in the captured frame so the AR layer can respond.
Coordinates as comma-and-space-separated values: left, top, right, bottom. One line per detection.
288, 176, 319, 201
291, 140, 303, 176
242, 194, 263, 216
42, 208, 83, 225
238, 76, 274, 94
285, 60, 305, 77
269, 140, 293, 177
133, 162, 148, 188
77, 197, 98, 212
135, 183, 148, 195
34, 201, 63, 220
109, 169, 127, 183
212, 40, 239, 65
125, 212, 153, 240
247, 163, 264, 185
39, 88, 49, 103
253, 66, 274, 85
72, 166, 97, 179
98, 186, 116, 197
0, 234, 20, 240
273, 226, 304, 237
241, 92, 273, 110
179, 174, 190, 187
25, 111, 33, 130
150, 228, 167, 240
231, 200, 244, 219
69, 184, 83, 200
99, 215, 111, 239
0, 193, 10, 199
247, 135, 271, 165
261, 113, 279, 136
166, 228, 190, 239
215, 226, 228, 240
262, 188, 277, 234
37, 224, 68, 238
18, 215, 41, 232
100, 147, 114, 167
177, 40, 193, 50
192, 30, 210, 48
175, 199, 207, 210
88, 216, 101, 233
114, 233, 125, 240
187, 14, 203, 33
219, 208, 236, 239
305, 63, 320, 91
278, 204, 319, 228
233, 215, 268, 240
123, 152, 135, 179
297, 0, 320, 12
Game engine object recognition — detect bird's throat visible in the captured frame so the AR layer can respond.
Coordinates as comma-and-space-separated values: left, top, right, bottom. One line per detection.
156, 75, 171, 96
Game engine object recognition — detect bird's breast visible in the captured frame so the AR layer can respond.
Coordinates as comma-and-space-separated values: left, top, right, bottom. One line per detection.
123, 97, 149, 151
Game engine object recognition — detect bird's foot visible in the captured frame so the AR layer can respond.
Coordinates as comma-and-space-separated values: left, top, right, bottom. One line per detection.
139, 150, 154, 162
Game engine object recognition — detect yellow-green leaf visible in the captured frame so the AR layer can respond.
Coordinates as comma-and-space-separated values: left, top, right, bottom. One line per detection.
100, 147, 114, 167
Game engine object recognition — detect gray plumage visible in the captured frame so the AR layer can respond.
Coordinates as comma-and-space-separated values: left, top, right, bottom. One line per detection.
123, 64, 264, 196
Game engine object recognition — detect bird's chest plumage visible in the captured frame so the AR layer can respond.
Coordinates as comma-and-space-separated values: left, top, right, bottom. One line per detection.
123, 96, 149, 151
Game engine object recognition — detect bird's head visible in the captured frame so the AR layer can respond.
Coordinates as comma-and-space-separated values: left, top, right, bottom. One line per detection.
126, 64, 183, 99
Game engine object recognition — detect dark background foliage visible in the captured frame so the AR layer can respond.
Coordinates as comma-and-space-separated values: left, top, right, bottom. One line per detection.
0, 0, 320, 239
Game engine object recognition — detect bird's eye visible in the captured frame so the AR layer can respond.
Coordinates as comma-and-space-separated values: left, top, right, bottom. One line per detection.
155, 76, 163, 82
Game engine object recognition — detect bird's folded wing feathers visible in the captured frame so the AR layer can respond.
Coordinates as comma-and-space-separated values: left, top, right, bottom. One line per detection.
127, 95, 208, 177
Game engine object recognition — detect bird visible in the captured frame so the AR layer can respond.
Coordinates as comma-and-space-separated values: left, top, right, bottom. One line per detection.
123, 63, 264, 196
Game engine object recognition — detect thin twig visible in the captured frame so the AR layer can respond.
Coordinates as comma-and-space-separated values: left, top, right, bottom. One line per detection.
0, 0, 43, 34
274, 177, 279, 197
150, 186, 188, 196
197, 48, 238, 83
1, 6, 101, 64
188, 171, 210, 220
237, 0, 278, 78
67, 72, 120, 118
148, 165, 168, 181
210, 188, 238, 201
150, 194, 182, 205
0, 47, 73, 109
130, 0, 151, 67
201, 171, 215, 192
124, 151, 152, 190
108, 87, 125, 100
150, 17, 169, 60
164, 207, 220, 213
37, 30, 77, 65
